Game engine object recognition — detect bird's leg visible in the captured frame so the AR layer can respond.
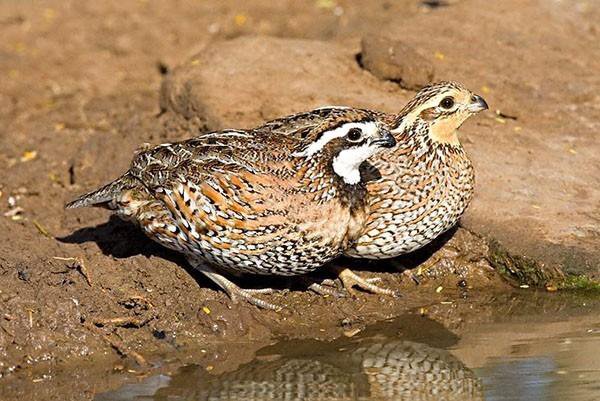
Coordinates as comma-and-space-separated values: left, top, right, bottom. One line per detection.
186, 257, 280, 311
334, 266, 400, 297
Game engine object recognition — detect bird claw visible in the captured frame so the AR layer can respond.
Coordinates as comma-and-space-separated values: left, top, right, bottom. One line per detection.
307, 282, 347, 298
228, 287, 281, 311
242, 288, 276, 295
403, 270, 421, 285
320, 278, 338, 287
337, 268, 401, 297
187, 257, 281, 310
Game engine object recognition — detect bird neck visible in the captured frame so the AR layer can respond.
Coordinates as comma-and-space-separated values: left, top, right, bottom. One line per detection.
394, 98, 467, 144
293, 151, 367, 210
429, 120, 461, 146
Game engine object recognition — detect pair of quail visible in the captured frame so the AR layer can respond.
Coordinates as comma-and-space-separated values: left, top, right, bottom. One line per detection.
67, 81, 488, 309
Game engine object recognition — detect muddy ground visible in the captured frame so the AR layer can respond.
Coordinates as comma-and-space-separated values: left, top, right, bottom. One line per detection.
0, 0, 599, 399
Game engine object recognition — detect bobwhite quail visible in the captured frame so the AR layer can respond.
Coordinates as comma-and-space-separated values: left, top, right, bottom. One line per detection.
259, 81, 488, 294
66, 110, 396, 309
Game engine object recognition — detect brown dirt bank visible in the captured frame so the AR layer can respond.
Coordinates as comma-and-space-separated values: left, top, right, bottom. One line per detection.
0, 0, 598, 395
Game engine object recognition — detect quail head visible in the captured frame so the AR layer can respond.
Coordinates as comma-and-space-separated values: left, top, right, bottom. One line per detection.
259, 81, 488, 294
66, 109, 396, 309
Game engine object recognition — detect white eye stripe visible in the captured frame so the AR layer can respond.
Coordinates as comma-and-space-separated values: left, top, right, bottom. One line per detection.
391, 92, 460, 133
293, 121, 378, 158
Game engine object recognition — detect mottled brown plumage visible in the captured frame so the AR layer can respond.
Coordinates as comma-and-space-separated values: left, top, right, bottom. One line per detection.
66, 109, 395, 309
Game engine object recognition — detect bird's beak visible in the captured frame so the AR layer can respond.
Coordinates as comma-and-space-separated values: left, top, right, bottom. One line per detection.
373, 129, 397, 148
468, 94, 489, 113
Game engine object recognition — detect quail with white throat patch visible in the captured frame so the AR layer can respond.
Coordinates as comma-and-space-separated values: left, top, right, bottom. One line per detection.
66, 110, 395, 310
259, 81, 488, 294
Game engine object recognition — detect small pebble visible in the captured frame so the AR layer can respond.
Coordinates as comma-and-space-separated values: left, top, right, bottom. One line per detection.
343, 328, 362, 337
20, 150, 38, 162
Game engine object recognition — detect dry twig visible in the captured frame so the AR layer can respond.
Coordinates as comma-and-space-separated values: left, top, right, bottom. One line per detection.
52, 256, 92, 286
92, 316, 152, 328
32, 220, 52, 238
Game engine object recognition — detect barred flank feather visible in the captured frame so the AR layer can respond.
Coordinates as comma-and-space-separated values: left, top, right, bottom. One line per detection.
65, 174, 137, 209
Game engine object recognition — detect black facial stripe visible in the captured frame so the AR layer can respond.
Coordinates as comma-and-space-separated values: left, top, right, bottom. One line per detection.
348, 139, 366, 146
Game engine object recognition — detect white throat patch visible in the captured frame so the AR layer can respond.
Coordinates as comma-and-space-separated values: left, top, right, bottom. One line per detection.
332, 144, 377, 185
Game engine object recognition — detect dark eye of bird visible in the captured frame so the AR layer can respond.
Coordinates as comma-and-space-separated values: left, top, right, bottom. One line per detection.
440, 97, 455, 109
347, 128, 363, 142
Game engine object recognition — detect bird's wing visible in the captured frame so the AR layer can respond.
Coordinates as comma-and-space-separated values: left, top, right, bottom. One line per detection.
123, 130, 297, 246
128, 129, 290, 189
66, 130, 265, 210
130, 128, 299, 210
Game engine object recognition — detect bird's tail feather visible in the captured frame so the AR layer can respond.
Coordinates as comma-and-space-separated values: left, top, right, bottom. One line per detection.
65, 174, 137, 209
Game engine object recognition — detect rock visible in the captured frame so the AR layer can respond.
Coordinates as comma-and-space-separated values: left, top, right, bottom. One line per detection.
359, 34, 434, 90
159, 36, 407, 132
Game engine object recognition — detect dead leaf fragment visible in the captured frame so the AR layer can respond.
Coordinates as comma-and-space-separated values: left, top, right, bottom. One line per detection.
20, 150, 38, 162
234, 14, 247, 26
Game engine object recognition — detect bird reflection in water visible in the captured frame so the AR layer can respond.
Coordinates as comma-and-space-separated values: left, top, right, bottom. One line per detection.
101, 336, 483, 401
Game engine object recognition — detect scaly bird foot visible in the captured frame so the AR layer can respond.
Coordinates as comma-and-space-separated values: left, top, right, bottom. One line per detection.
225, 286, 280, 311
187, 257, 281, 311
336, 268, 401, 297
307, 280, 347, 298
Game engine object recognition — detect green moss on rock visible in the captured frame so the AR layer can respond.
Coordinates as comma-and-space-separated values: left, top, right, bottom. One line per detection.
486, 239, 564, 287
560, 275, 600, 294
